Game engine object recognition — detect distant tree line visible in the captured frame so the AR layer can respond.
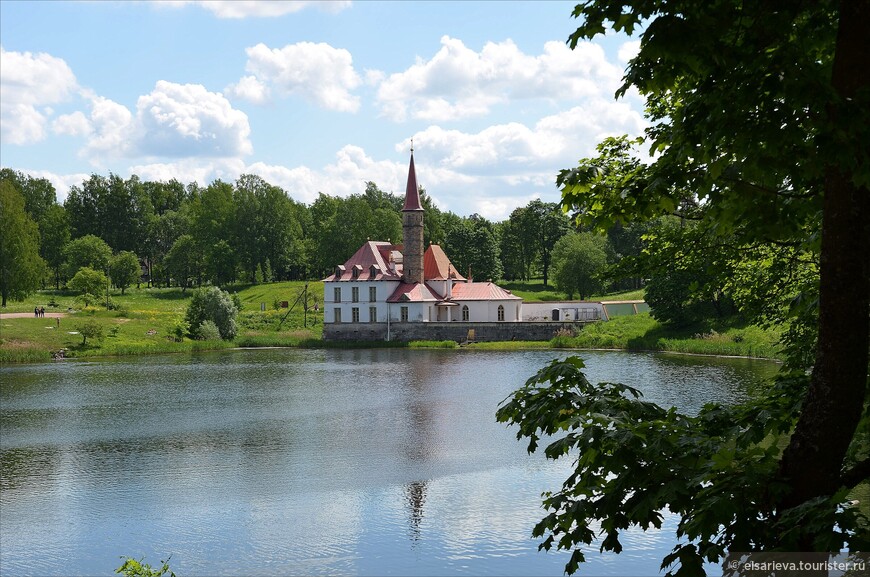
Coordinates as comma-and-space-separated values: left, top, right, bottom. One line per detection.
1, 166, 654, 305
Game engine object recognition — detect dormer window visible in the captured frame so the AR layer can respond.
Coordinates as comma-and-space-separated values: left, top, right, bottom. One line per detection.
352, 264, 362, 279
335, 265, 346, 279
370, 265, 380, 278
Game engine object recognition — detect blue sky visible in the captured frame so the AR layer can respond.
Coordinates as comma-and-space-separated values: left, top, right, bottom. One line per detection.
0, 0, 645, 220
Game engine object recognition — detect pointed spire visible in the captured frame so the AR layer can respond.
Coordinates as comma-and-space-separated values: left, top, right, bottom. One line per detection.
403, 144, 423, 211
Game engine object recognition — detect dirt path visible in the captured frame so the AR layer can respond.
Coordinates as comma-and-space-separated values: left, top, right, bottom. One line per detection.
0, 312, 68, 319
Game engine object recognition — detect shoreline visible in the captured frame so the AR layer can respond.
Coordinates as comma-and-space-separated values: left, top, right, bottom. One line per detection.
2, 339, 783, 366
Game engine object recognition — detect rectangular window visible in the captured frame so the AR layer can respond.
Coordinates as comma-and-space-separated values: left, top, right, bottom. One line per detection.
352, 286, 359, 303
333, 287, 341, 303
369, 286, 377, 302
334, 308, 342, 323
400, 306, 409, 322
352, 307, 359, 323
369, 307, 377, 323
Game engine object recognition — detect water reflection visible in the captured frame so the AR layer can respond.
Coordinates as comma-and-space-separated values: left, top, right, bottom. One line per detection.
0, 348, 779, 576
405, 481, 428, 543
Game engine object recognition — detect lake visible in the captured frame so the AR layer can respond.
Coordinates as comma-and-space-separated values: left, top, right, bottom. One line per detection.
0, 348, 779, 576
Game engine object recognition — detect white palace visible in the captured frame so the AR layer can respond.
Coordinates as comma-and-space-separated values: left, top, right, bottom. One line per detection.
323, 150, 522, 331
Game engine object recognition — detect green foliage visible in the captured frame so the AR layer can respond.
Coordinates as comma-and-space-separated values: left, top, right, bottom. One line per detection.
496, 357, 869, 576
551, 232, 608, 300
168, 317, 188, 342
110, 251, 141, 295
40, 203, 71, 289
500, 200, 570, 285
164, 235, 200, 291
0, 180, 46, 307
184, 286, 239, 340
533, 0, 870, 570
63, 234, 112, 279
193, 320, 222, 341
68, 266, 108, 300
116, 556, 175, 577
443, 213, 503, 281
75, 319, 104, 346
65, 174, 152, 254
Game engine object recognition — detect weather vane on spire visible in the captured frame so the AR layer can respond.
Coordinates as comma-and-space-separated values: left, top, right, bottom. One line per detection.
410, 138, 414, 153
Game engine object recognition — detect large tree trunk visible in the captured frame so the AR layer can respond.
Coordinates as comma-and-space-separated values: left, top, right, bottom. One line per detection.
778, 0, 870, 547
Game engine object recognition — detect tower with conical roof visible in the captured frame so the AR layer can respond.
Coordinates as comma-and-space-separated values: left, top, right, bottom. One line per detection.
402, 145, 425, 285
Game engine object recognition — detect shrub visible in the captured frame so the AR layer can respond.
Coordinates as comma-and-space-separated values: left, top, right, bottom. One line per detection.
68, 267, 107, 298
194, 320, 222, 341
185, 286, 239, 340
116, 556, 175, 577
168, 318, 188, 342
75, 320, 104, 345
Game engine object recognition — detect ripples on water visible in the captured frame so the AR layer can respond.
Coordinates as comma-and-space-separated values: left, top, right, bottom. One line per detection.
0, 349, 778, 576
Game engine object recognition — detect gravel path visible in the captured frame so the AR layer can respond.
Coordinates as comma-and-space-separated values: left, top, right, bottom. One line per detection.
0, 312, 68, 319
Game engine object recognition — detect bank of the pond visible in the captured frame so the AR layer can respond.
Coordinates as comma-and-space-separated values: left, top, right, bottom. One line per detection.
2, 313, 783, 364
548, 313, 784, 361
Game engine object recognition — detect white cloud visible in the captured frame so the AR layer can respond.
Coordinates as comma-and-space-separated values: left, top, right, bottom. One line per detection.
224, 75, 270, 105
229, 42, 361, 112
155, 1, 351, 19
52, 111, 92, 137
136, 80, 253, 157
0, 47, 78, 144
375, 36, 626, 122
246, 145, 406, 205
129, 158, 247, 187
82, 96, 136, 160
408, 99, 644, 174
618, 40, 641, 63
61, 82, 251, 168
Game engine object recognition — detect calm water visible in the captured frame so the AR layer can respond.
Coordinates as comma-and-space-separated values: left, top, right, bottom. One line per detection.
0, 349, 778, 576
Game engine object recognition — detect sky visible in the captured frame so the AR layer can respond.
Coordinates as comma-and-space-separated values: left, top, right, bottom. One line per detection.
0, 0, 646, 221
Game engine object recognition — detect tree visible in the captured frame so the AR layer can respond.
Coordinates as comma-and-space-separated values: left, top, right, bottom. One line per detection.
64, 174, 153, 255
40, 204, 71, 289
0, 180, 46, 307
75, 319, 103, 346
164, 235, 200, 292
500, 200, 570, 285
68, 266, 108, 305
109, 251, 141, 295
443, 214, 502, 282
63, 234, 112, 280
145, 209, 189, 287
632, 219, 737, 326
184, 286, 239, 340
505, 1, 870, 573
0, 169, 56, 225
550, 232, 607, 300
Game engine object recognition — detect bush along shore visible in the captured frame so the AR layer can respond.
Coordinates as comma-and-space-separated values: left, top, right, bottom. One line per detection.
0, 284, 782, 364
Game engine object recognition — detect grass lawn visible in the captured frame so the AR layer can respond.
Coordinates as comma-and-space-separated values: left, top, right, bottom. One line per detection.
499, 278, 644, 302
552, 313, 784, 360
1, 281, 325, 363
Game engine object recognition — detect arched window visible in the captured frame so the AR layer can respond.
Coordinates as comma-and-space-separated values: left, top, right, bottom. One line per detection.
462, 305, 469, 321
497, 305, 505, 321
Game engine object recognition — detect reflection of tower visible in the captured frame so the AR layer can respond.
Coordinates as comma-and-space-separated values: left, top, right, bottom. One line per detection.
402, 146, 424, 285
404, 480, 427, 543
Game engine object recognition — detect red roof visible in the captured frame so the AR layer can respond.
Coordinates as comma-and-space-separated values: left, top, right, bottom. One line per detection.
323, 241, 402, 281
402, 152, 423, 211
450, 282, 522, 301
424, 244, 465, 280
386, 282, 444, 303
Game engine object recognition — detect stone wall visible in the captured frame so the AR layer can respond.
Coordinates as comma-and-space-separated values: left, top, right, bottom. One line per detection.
323, 321, 592, 342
